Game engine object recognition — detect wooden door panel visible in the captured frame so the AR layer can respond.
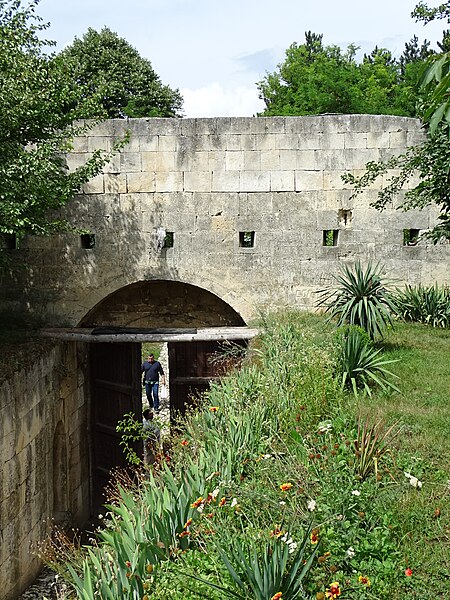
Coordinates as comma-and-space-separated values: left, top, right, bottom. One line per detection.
90, 342, 141, 506
168, 340, 246, 418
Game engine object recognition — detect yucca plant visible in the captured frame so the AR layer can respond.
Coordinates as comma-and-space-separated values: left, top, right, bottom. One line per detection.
317, 261, 396, 339
338, 326, 400, 397
188, 526, 319, 599
391, 283, 450, 328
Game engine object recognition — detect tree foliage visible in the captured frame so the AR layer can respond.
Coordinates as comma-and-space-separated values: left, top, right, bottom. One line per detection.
59, 27, 183, 119
343, 2, 450, 242
257, 30, 440, 117
0, 0, 123, 247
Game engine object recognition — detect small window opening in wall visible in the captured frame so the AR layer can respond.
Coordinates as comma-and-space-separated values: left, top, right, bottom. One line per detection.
163, 231, 174, 248
80, 233, 95, 249
403, 229, 420, 246
323, 230, 339, 247
3, 234, 18, 249
239, 231, 255, 248
338, 209, 353, 228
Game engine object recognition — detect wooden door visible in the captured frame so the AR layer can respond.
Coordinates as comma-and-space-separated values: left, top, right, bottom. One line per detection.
168, 340, 246, 420
90, 342, 141, 507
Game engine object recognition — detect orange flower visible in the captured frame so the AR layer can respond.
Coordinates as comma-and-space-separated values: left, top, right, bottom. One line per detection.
178, 530, 189, 538
358, 575, 370, 586
310, 529, 319, 544
325, 581, 341, 598
405, 568, 413, 576
191, 497, 204, 508
209, 406, 219, 412
271, 593, 283, 600
181, 440, 189, 446
184, 518, 193, 529
219, 497, 226, 507
280, 483, 293, 492
270, 526, 284, 538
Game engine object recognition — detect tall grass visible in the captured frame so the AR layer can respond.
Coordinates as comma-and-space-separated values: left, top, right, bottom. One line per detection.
41, 313, 450, 599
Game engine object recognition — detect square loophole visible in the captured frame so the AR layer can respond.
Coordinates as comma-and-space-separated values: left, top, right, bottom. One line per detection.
239, 231, 255, 248
323, 230, 339, 247
163, 232, 174, 248
3, 234, 18, 249
403, 229, 420, 246
80, 233, 96, 249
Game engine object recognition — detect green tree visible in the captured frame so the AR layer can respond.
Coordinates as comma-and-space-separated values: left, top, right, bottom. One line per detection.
60, 27, 183, 118
257, 31, 438, 118
0, 0, 120, 252
257, 32, 364, 116
342, 2, 450, 242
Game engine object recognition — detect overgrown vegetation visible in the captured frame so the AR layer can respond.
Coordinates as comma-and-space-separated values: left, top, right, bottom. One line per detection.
39, 311, 450, 599
390, 283, 450, 327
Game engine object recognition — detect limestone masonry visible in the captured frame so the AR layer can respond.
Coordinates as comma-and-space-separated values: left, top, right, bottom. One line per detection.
1, 115, 448, 327
1, 115, 449, 599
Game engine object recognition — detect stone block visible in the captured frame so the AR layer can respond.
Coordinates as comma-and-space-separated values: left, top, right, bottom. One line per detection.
139, 135, 159, 152
184, 171, 212, 192
389, 130, 407, 148
298, 134, 322, 150
159, 135, 178, 152
226, 134, 242, 151
270, 171, 295, 192
297, 150, 318, 170
120, 152, 142, 172
127, 172, 156, 193
261, 150, 280, 171
344, 132, 367, 149
240, 134, 257, 151
82, 174, 104, 194
155, 172, 184, 192
367, 131, 390, 149
321, 132, 345, 150
243, 151, 261, 171
141, 151, 158, 171
104, 173, 127, 194
279, 149, 297, 170
88, 136, 112, 152
225, 151, 244, 171
102, 154, 121, 174
155, 152, 175, 172
240, 171, 270, 192
208, 150, 227, 171
295, 170, 324, 191
212, 171, 240, 192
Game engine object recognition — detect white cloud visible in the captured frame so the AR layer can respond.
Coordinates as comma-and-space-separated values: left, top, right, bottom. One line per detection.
181, 83, 265, 118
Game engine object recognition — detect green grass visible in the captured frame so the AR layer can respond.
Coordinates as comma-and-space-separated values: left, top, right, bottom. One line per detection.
366, 322, 450, 463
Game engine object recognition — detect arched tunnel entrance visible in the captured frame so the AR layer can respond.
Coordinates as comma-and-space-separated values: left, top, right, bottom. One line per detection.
65, 280, 255, 506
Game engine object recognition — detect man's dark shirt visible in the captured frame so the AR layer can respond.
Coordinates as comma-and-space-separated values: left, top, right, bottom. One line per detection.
141, 360, 164, 382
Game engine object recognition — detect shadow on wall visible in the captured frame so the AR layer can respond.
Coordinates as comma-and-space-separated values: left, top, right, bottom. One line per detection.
0, 190, 149, 325
79, 279, 246, 328
52, 420, 69, 525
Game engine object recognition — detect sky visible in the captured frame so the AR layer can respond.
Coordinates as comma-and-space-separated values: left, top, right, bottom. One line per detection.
37, 0, 446, 118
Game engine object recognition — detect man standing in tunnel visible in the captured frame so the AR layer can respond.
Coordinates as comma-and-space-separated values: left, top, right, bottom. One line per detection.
142, 354, 166, 412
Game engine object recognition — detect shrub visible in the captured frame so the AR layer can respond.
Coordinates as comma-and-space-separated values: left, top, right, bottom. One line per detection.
337, 326, 400, 397
391, 283, 450, 328
317, 261, 396, 340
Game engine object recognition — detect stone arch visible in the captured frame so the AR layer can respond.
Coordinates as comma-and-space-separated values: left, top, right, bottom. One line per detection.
52, 420, 69, 524
78, 279, 247, 328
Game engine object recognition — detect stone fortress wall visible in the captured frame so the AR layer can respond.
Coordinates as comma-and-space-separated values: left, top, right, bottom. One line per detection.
0, 342, 89, 599
2, 115, 448, 327
1, 115, 449, 599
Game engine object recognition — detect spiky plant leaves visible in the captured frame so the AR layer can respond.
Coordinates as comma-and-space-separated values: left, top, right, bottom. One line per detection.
317, 261, 396, 339
391, 283, 450, 327
338, 326, 400, 397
